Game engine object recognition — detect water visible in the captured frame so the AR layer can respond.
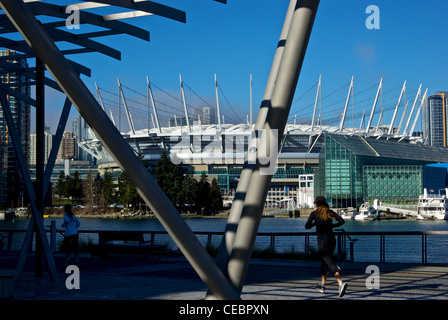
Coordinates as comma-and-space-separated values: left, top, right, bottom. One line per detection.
2, 216, 448, 233
2, 217, 448, 263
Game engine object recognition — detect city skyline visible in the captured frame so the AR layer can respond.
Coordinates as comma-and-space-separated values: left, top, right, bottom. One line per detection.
31, 1, 448, 135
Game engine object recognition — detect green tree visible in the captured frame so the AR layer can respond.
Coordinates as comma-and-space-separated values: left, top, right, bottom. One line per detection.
54, 172, 66, 199
195, 171, 211, 211
182, 173, 198, 207
210, 177, 223, 209
117, 171, 141, 207
83, 172, 102, 207
83, 172, 95, 207
101, 171, 116, 205
155, 149, 185, 209
70, 171, 83, 204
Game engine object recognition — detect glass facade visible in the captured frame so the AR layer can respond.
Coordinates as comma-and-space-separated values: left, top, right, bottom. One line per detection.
364, 165, 422, 203
317, 134, 363, 208
364, 165, 447, 204
423, 92, 448, 147
317, 134, 448, 208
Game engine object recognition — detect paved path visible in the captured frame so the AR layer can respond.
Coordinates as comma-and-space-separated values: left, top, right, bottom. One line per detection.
1, 253, 447, 301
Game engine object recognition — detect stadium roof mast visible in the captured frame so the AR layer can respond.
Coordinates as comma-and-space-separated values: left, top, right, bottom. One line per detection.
147, 76, 161, 134
339, 75, 354, 132
388, 80, 406, 135
366, 77, 383, 135
403, 83, 422, 136
409, 88, 428, 137
214, 73, 222, 132
0, 0, 247, 300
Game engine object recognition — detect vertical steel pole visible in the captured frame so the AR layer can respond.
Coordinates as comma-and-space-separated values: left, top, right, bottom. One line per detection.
0, 83, 58, 281
226, 0, 319, 293
34, 57, 45, 277
0, 0, 239, 300
43, 97, 72, 195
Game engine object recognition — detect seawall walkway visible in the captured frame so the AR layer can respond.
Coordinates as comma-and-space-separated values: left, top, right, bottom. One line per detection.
1, 252, 447, 300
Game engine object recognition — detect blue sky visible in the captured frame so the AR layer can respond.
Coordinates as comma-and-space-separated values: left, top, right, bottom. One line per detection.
38, 0, 448, 133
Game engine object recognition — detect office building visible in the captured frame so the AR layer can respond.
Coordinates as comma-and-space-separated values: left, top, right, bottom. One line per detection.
73, 114, 95, 163
0, 50, 31, 206
423, 92, 448, 147
57, 131, 77, 160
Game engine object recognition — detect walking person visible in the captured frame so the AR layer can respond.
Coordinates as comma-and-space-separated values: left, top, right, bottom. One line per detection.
61, 204, 81, 267
305, 196, 348, 297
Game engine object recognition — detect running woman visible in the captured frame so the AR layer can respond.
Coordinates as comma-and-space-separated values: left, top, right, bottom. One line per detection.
305, 196, 348, 297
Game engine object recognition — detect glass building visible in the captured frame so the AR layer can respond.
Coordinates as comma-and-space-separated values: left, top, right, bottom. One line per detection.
316, 134, 448, 208
0, 50, 31, 206
423, 92, 448, 147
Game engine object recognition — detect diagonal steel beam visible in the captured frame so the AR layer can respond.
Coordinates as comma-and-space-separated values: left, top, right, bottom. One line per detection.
43, 97, 72, 197
225, 0, 320, 293
0, 0, 239, 300
0, 81, 58, 281
207, 0, 299, 299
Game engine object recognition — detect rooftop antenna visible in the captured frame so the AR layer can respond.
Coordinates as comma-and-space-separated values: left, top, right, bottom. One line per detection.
366, 77, 383, 134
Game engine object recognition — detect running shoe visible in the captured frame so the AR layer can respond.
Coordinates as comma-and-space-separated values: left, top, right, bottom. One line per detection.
338, 282, 348, 297
314, 284, 325, 293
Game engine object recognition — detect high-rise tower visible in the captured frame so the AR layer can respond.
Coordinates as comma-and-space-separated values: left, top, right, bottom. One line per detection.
423, 92, 448, 147
0, 49, 31, 206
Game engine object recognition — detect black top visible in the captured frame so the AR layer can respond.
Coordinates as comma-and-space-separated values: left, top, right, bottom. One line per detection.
305, 210, 345, 235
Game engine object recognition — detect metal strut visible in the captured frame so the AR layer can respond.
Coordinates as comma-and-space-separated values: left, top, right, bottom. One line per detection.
0, 0, 239, 300
209, 0, 320, 296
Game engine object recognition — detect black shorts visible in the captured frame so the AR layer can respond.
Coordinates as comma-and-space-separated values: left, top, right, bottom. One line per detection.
63, 234, 79, 253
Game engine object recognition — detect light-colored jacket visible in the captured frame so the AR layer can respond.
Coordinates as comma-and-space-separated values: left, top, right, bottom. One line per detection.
61, 213, 80, 237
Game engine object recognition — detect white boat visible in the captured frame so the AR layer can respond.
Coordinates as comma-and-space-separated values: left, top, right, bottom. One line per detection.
354, 202, 378, 220
340, 210, 354, 220
417, 188, 448, 220
354, 212, 368, 220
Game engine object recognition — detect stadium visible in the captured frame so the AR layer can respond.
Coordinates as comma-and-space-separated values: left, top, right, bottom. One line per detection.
80, 76, 448, 209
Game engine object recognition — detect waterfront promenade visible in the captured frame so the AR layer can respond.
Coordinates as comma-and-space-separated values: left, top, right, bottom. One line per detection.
1, 251, 447, 301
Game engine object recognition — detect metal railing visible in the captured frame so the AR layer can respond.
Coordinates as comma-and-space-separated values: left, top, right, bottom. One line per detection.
1, 226, 448, 264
